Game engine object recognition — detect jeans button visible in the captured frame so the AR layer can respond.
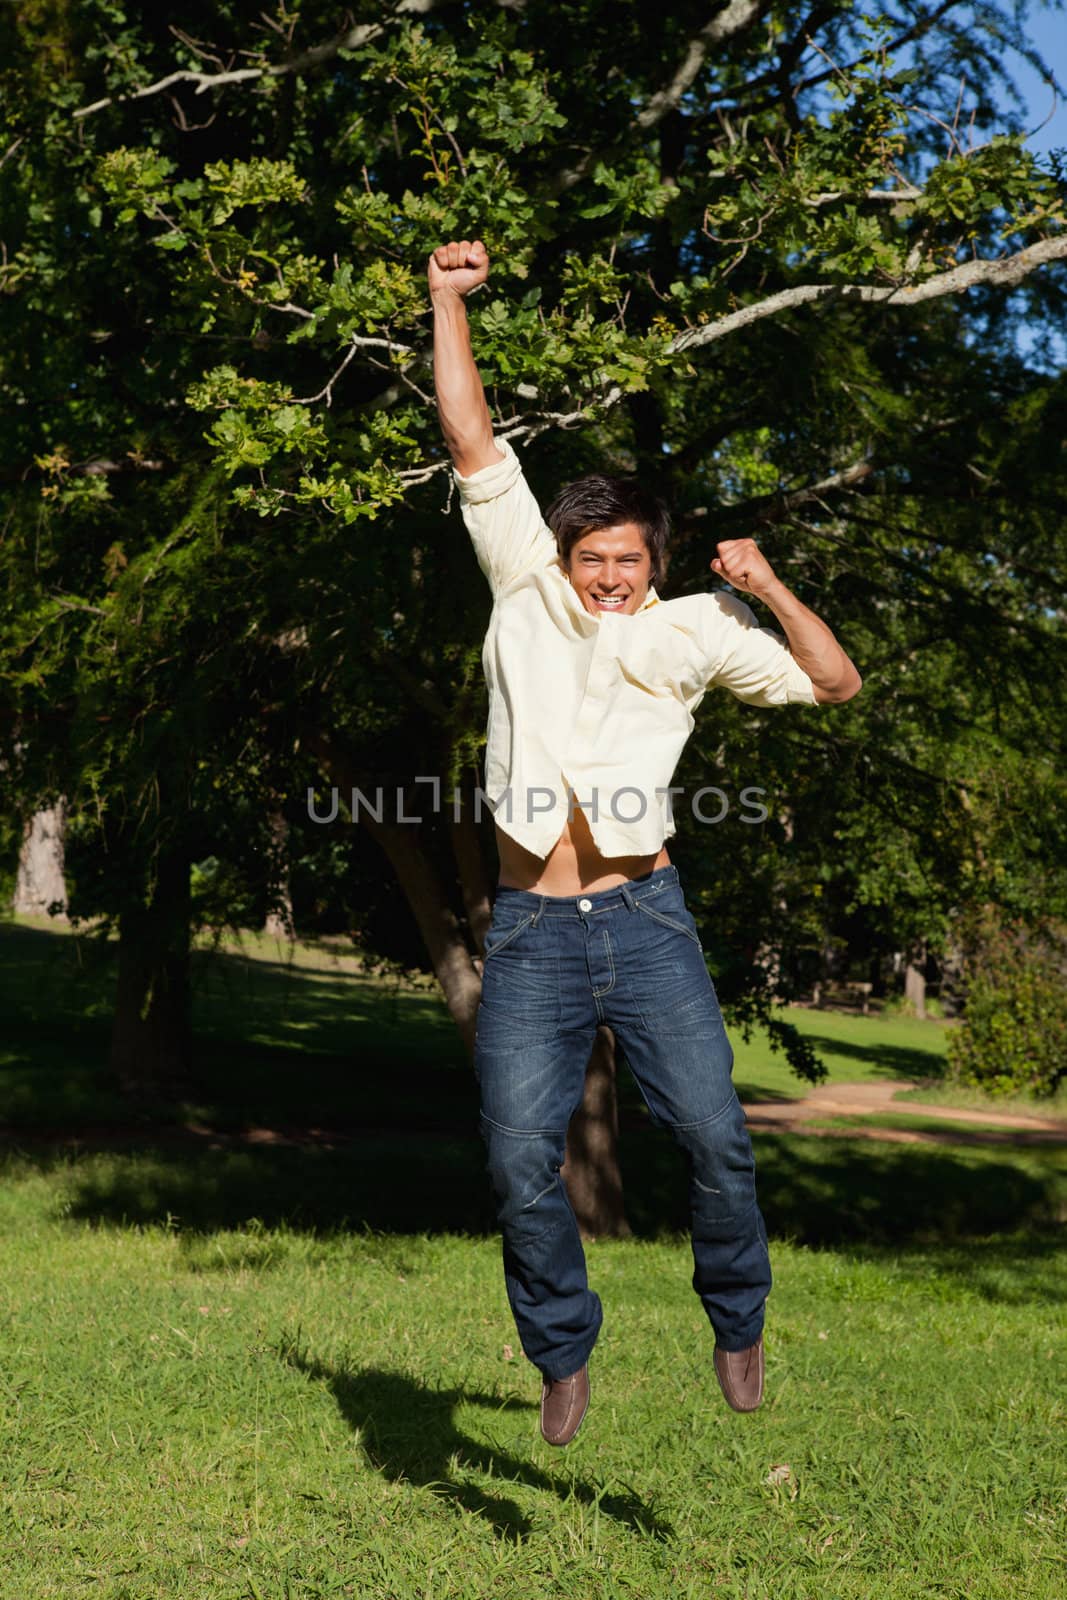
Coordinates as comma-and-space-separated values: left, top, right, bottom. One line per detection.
578, 897, 592, 911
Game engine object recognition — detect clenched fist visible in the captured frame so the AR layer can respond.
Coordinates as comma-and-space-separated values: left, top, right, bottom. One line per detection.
428, 238, 490, 301
710, 537, 778, 598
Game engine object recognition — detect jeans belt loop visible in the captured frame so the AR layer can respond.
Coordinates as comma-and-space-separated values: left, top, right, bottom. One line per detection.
532, 894, 547, 926
620, 884, 637, 913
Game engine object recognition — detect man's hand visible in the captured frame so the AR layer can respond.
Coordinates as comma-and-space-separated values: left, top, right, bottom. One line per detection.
428, 238, 490, 301
710, 538, 777, 599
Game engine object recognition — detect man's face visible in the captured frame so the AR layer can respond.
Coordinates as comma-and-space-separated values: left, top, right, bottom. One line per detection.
565, 523, 652, 616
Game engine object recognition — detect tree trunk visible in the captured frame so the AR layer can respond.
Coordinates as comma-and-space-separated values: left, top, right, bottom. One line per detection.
302, 729, 483, 1050
263, 807, 295, 941
14, 800, 69, 918
905, 950, 927, 1019
110, 840, 193, 1099
561, 1027, 632, 1238
303, 728, 632, 1227
368, 817, 484, 1051
449, 766, 493, 957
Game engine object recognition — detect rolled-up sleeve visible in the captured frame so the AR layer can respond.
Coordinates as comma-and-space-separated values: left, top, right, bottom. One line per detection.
700, 589, 818, 707
453, 436, 559, 595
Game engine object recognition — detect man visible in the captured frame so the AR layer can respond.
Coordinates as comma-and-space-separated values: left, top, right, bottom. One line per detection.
429, 237, 861, 1447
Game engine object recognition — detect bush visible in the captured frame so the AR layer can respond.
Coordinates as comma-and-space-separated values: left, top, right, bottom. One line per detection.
946, 909, 1067, 1097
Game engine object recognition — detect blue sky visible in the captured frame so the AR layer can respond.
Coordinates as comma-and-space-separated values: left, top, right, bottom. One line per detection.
1002, 1, 1066, 158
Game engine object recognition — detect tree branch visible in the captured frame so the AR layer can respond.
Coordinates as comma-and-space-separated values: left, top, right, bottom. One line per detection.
76, 455, 166, 475
726, 0, 965, 114
396, 234, 1067, 488
670, 233, 1067, 355
805, 186, 923, 205
684, 457, 876, 529
73, 0, 439, 120
636, 0, 770, 130
394, 398, 604, 485
293, 335, 418, 407
552, 0, 771, 195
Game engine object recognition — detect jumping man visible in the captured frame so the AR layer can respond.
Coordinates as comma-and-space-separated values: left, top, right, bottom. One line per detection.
428, 238, 862, 1447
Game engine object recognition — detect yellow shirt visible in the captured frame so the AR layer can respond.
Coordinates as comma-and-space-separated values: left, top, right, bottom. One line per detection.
455, 437, 818, 860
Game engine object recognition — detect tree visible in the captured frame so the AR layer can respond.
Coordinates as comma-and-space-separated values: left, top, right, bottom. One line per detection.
1, 1, 1064, 1221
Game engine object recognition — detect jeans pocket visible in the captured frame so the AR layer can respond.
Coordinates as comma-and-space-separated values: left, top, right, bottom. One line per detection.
636, 897, 702, 946
476, 927, 562, 1050
483, 910, 538, 961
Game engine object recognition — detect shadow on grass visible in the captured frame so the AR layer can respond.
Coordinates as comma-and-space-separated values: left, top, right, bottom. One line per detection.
0, 919, 471, 1133
753, 1134, 1064, 1259
618, 1131, 1065, 1299
28, 1137, 497, 1235
789, 1030, 946, 1082
4, 1124, 1060, 1301
4, 921, 1063, 1300
281, 1345, 672, 1542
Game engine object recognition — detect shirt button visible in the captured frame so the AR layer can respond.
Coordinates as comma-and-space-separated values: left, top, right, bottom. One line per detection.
578, 898, 592, 911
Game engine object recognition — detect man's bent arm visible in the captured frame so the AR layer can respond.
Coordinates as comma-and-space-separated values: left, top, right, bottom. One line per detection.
710, 537, 862, 705
750, 579, 861, 703
429, 239, 504, 477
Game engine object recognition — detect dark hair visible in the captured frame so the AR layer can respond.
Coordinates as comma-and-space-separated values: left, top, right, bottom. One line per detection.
544, 474, 671, 589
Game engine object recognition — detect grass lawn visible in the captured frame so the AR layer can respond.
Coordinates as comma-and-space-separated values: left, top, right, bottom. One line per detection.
1, 915, 1065, 1595
2, 1157, 1064, 1600
0, 917, 463, 1133
728, 1005, 951, 1103
803, 1111, 1065, 1139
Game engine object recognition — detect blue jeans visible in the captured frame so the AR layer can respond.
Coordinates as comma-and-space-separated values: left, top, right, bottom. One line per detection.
473, 864, 771, 1382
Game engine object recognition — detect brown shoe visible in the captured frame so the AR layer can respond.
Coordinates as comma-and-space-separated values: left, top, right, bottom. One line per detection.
540, 1364, 590, 1446
714, 1337, 764, 1412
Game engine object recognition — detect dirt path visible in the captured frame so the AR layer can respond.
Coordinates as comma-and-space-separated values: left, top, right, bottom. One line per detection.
3, 1082, 1065, 1154
742, 1080, 1067, 1147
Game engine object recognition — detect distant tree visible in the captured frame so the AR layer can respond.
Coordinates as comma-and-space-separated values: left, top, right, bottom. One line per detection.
945, 906, 1067, 1096
13, 800, 69, 919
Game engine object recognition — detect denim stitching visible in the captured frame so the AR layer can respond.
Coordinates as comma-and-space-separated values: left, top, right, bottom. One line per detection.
636, 899, 702, 945
482, 910, 538, 960
587, 880, 673, 918
667, 1093, 738, 1132
480, 1111, 568, 1138
590, 928, 616, 998
496, 869, 680, 919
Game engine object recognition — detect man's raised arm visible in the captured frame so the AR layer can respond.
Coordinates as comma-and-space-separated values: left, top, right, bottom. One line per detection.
429, 239, 505, 477
428, 238, 559, 595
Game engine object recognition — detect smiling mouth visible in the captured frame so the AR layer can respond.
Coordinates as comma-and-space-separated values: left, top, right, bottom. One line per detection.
591, 593, 627, 609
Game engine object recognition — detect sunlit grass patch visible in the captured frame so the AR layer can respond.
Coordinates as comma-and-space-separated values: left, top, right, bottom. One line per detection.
0, 1176, 1062, 1599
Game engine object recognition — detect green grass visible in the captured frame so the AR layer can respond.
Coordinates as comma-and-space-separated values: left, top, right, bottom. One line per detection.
1, 1153, 1064, 1600
804, 1111, 1067, 1141
894, 1077, 1067, 1119
10, 913, 1065, 1129
0, 916, 468, 1133
728, 1006, 951, 1102
2, 919, 1066, 1595
0, 916, 970, 1137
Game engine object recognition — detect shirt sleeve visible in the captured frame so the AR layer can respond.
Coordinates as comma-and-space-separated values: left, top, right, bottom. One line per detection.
700, 589, 819, 707
453, 436, 560, 595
